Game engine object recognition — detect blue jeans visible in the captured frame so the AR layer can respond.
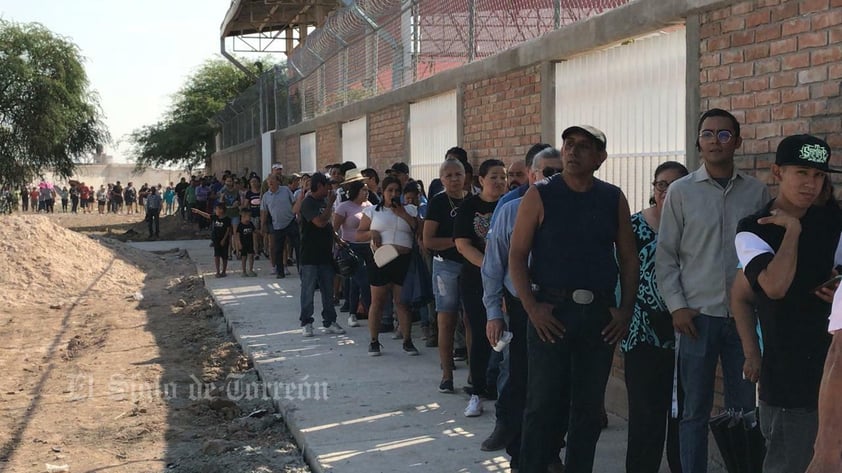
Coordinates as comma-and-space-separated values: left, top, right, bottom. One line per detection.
521, 296, 613, 473
273, 220, 296, 275
348, 243, 372, 315
679, 315, 756, 473
299, 264, 338, 327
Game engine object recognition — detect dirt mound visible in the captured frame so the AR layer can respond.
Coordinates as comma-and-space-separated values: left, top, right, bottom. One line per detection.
0, 215, 143, 309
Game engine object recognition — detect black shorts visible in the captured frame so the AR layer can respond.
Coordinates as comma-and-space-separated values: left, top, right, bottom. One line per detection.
213, 241, 230, 258
240, 243, 254, 256
367, 252, 411, 287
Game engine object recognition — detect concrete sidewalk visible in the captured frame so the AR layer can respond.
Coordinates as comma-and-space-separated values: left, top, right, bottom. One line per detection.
130, 239, 682, 473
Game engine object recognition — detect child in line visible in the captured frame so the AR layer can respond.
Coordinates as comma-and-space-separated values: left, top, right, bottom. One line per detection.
192, 203, 232, 278
234, 208, 258, 277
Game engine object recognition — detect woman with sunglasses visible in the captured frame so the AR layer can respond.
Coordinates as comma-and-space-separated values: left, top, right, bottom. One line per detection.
622, 160, 689, 473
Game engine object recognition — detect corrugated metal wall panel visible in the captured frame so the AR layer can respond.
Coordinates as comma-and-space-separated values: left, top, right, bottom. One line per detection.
555, 27, 686, 213
409, 90, 458, 189
341, 117, 368, 169
300, 132, 317, 173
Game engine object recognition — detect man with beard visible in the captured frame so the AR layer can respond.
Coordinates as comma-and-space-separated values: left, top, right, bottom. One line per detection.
507, 161, 528, 191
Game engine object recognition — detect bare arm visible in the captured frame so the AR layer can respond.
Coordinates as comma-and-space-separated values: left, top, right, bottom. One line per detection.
455, 238, 484, 268
423, 219, 457, 251
191, 207, 210, 220
602, 193, 639, 344
731, 269, 761, 383
756, 212, 801, 299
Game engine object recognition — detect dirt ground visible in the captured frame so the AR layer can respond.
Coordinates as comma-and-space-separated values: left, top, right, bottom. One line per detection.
0, 212, 310, 473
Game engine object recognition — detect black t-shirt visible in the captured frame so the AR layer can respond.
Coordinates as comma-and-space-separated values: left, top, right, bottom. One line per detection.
112, 185, 123, 201
454, 194, 497, 283
211, 215, 232, 244
237, 221, 256, 252
300, 195, 334, 265
425, 191, 464, 262
245, 190, 261, 218
175, 182, 189, 199
737, 200, 842, 408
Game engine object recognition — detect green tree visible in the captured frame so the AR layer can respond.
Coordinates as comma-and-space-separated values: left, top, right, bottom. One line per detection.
130, 58, 262, 171
0, 20, 108, 186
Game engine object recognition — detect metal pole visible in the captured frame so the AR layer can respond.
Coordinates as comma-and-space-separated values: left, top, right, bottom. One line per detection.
468, 0, 475, 62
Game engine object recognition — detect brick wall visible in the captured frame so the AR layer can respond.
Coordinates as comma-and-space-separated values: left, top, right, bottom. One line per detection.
699, 0, 842, 189
462, 65, 543, 166
316, 123, 341, 171
282, 135, 301, 174
368, 105, 408, 174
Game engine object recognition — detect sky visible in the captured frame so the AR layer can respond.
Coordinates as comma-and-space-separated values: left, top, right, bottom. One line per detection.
0, 0, 280, 163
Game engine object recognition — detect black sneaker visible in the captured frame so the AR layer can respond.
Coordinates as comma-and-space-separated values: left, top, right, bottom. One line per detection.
438, 379, 455, 393
402, 340, 419, 356
368, 340, 382, 357
453, 347, 467, 361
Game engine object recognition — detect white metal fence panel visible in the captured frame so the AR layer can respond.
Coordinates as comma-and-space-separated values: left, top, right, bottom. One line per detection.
409, 90, 458, 190
300, 132, 317, 173
555, 27, 686, 213
342, 117, 368, 169
261, 131, 273, 180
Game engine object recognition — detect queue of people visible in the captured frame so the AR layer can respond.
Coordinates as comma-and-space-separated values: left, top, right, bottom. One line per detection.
244, 108, 841, 473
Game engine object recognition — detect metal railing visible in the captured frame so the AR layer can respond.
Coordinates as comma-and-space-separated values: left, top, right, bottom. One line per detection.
216, 0, 632, 150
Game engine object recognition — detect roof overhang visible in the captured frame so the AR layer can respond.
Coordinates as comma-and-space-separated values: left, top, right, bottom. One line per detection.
220, 0, 337, 38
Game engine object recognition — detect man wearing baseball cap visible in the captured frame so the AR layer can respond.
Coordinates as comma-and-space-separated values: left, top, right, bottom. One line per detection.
734, 134, 842, 473
510, 125, 639, 472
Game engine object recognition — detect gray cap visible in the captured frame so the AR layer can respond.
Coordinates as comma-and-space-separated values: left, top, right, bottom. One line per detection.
562, 125, 607, 149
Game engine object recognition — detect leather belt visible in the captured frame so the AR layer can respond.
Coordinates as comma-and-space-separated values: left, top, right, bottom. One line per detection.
531, 284, 610, 305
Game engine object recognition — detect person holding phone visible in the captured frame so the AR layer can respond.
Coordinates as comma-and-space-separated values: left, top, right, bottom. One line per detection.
734, 134, 842, 473
356, 175, 420, 356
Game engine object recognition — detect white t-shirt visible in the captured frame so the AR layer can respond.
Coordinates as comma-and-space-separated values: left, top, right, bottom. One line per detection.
364, 204, 418, 248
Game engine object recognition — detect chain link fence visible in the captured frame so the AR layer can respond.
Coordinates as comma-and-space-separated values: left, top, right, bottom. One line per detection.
217, 0, 631, 150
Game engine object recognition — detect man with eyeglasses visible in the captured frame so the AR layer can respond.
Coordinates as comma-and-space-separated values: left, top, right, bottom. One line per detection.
655, 108, 770, 473
511, 126, 639, 473
481, 146, 565, 472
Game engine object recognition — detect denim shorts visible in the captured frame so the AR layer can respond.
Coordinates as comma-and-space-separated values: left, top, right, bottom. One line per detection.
432, 257, 462, 313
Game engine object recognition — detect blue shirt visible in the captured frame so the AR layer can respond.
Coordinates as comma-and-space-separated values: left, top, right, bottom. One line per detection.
487, 184, 528, 230
481, 197, 520, 321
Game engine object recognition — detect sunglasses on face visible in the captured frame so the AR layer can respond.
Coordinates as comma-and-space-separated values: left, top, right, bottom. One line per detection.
698, 129, 734, 144
542, 167, 563, 178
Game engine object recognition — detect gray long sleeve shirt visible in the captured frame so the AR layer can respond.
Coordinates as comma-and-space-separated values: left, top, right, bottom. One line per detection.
655, 164, 770, 317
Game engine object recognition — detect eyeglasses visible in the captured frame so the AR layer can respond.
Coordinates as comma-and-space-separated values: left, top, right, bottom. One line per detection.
653, 180, 674, 192
542, 167, 563, 178
698, 129, 734, 144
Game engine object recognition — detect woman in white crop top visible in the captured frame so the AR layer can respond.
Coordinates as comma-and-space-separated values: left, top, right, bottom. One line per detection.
357, 176, 420, 356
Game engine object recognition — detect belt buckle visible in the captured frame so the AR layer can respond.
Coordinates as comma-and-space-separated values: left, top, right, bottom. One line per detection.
572, 289, 594, 305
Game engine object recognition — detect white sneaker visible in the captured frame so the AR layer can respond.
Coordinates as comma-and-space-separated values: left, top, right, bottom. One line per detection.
324, 322, 346, 335
302, 323, 314, 337
347, 315, 360, 327
464, 395, 483, 417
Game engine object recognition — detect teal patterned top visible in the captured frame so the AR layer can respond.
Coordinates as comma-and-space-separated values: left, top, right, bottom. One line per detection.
620, 212, 676, 352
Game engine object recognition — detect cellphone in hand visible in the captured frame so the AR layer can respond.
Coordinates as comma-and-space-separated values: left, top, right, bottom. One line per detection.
811, 274, 842, 294
391, 196, 402, 207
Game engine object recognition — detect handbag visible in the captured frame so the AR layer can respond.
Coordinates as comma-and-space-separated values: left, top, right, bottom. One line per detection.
400, 244, 434, 309
334, 245, 360, 277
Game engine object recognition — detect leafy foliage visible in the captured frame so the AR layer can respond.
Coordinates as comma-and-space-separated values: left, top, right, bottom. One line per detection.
130, 58, 262, 171
0, 20, 109, 185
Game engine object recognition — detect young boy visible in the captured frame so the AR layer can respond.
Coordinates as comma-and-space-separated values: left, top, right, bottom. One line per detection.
192, 203, 232, 278
234, 208, 258, 277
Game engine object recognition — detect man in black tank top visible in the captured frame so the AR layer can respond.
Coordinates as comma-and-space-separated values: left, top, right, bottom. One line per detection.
509, 125, 639, 473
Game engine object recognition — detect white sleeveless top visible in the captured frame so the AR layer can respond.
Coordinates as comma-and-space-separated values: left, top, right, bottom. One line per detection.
364, 204, 417, 248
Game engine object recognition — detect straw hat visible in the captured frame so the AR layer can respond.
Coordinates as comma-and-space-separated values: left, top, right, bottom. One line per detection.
342, 168, 366, 184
